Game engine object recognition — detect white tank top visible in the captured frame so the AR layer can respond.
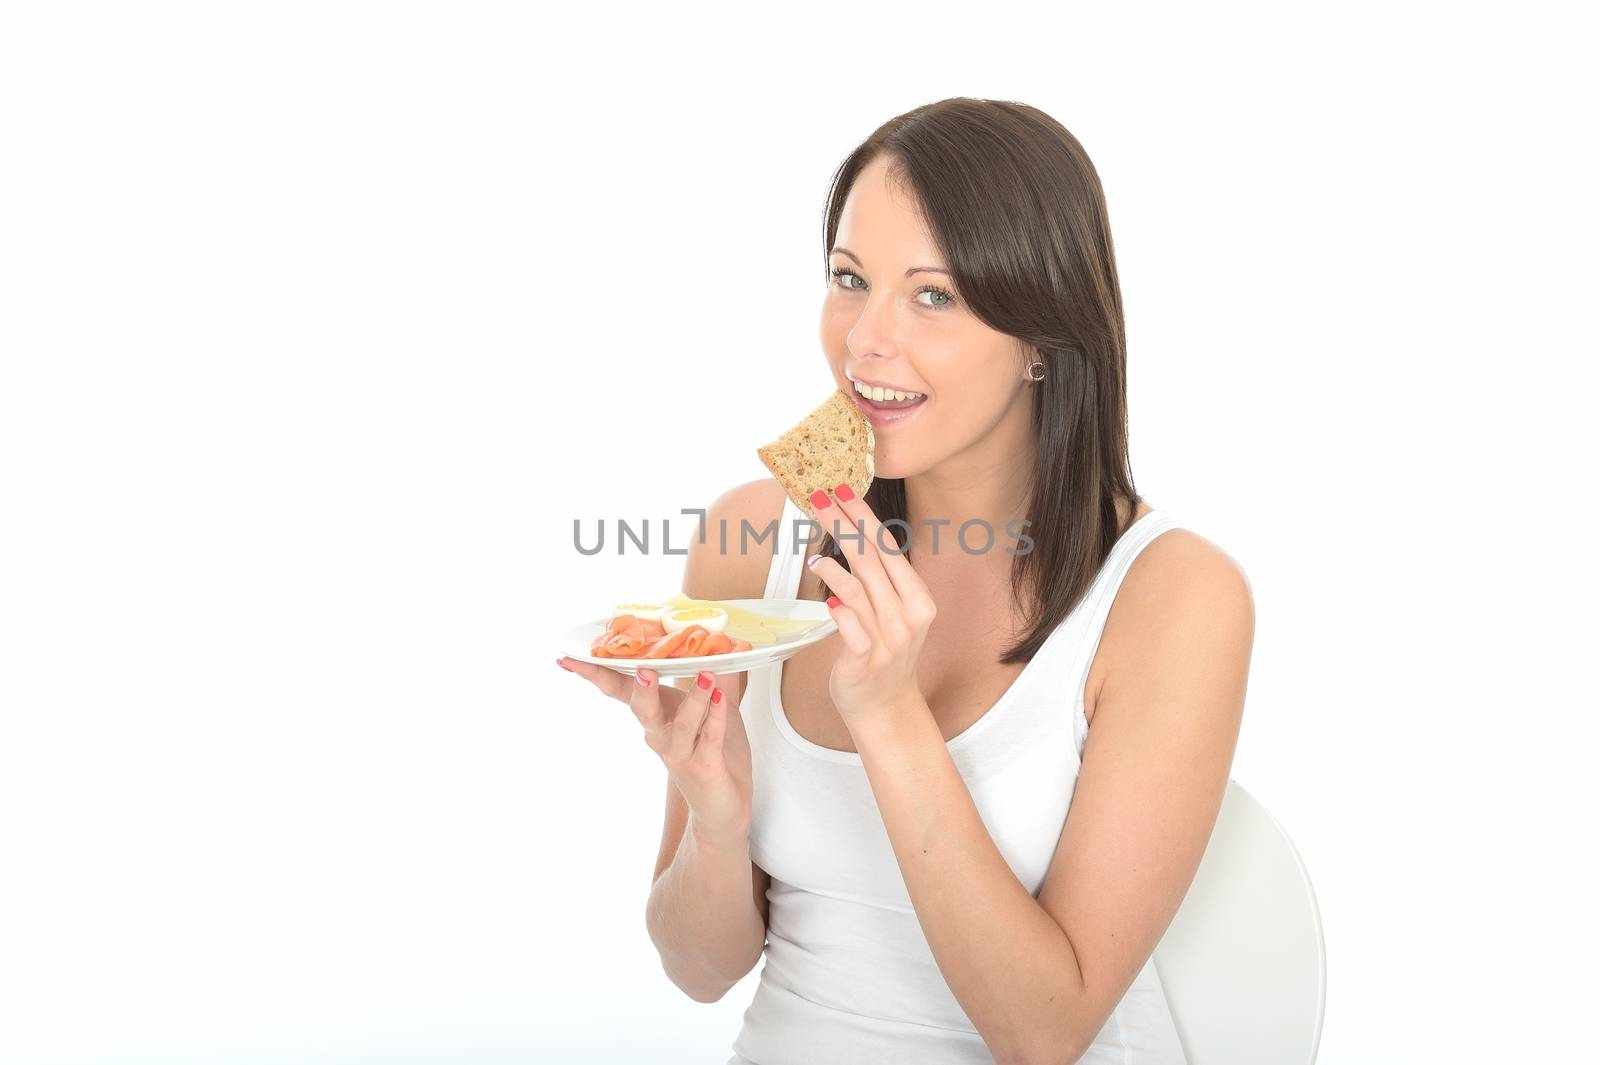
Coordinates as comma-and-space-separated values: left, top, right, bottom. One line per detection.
727, 494, 1191, 1065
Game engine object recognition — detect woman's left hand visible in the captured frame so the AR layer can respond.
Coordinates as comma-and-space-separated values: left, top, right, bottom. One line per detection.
806, 483, 938, 733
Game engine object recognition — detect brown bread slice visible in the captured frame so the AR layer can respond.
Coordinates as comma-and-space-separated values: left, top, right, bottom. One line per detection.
756, 388, 875, 525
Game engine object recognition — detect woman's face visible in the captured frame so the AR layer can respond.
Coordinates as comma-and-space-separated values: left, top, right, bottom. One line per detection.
820, 154, 1034, 481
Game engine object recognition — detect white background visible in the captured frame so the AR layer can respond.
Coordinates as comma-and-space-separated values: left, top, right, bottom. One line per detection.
2, 3, 1596, 1063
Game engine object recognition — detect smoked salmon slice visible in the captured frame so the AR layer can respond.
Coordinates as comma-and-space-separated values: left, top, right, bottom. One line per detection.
591, 628, 648, 657
608, 614, 666, 639
591, 614, 668, 657
698, 632, 733, 656
680, 627, 712, 657
696, 632, 753, 655
591, 614, 756, 660
643, 628, 692, 659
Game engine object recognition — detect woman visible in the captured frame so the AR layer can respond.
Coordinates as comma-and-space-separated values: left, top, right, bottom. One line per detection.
559, 97, 1253, 1065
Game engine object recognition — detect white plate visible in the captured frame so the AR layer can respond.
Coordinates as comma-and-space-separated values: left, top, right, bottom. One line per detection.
555, 599, 836, 678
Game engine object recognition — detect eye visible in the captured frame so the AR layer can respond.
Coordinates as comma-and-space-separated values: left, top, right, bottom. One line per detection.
829, 267, 958, 309
829, 267, 865, 291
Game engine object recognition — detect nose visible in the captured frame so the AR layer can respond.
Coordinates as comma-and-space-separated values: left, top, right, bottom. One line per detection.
844, 290, 902, 364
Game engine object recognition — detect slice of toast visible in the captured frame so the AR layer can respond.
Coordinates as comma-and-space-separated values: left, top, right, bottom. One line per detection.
756, 388, 875, 525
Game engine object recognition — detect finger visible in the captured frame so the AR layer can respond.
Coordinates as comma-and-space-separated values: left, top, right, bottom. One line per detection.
810, 488, 896, 621
692, 686, 728, 768
825, 596, 874, 656
808, 553, 882, 646
630, 668, 669, 734
712, 669, 746, 708
826, 482, 927, 610
557, 656, 634, 702
667, 670, 715, 766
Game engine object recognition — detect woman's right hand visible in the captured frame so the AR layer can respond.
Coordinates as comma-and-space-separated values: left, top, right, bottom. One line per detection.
558, 657, 753, 847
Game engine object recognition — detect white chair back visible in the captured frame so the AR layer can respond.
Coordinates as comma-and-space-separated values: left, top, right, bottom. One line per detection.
1152, 778, 1326, 1065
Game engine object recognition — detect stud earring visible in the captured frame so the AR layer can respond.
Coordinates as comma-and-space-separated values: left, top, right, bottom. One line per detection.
1026, 361, 1046, 382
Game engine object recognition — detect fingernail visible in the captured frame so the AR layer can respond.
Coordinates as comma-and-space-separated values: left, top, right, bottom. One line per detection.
806, 552, 822, 569
826, 595, 842, 609
637, 670, 652, 686
697, 671, 713, 689
557, 657, 574, 671
711, 688, 724, 705
810, 489, 831, 511
835, 483, 855, 502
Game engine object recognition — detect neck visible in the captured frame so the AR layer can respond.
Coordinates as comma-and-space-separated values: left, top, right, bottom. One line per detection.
903, 395, 1035, 569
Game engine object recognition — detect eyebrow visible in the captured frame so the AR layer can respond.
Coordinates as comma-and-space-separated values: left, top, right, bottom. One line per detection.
830, 246, 951, 278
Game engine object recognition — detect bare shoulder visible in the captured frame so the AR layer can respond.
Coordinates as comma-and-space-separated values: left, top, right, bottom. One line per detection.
1125, 526, 1253, 613
1087, 524, 1255, 718
681, 477, 789, 602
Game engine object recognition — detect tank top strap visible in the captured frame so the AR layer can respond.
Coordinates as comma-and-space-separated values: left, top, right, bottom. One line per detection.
1061, 508, 1187, 696
761, 494, 808, 601
746, 494, 806, 769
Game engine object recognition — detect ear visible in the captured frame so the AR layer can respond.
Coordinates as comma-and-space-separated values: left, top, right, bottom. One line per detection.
1016, 340, 1041, 372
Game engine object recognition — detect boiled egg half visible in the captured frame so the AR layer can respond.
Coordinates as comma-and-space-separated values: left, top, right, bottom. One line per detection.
662, 606, 728, 635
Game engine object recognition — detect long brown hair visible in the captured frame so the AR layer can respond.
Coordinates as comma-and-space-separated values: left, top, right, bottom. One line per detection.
812, 96, 1142, 665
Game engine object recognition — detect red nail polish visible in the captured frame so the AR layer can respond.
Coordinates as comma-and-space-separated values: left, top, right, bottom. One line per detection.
835, 483, 855, 502
810, 489, 831, 511
697, 671, 712, 689
711, 688, 724, 705
826, 595, 841, 609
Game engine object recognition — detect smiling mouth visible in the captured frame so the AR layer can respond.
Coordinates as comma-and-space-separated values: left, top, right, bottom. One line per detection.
849, 387, 928, 428
849, 380, 927, 409
856, 391, 926, 410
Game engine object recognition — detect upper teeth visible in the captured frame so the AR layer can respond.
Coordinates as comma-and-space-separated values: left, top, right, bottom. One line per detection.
854, 380, 924, 402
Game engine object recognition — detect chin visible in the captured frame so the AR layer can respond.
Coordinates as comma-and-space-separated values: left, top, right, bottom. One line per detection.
868, 452, 919, 481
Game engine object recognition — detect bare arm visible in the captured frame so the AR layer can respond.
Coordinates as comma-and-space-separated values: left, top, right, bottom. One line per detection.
650, 736, 771, 926
645, 711, 769, 1002
642, 479, 782, 1002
